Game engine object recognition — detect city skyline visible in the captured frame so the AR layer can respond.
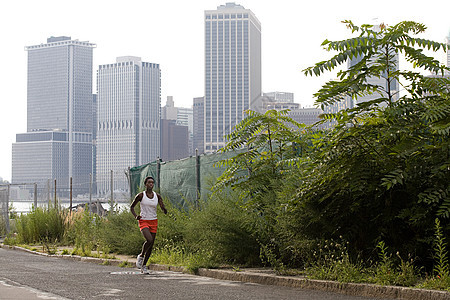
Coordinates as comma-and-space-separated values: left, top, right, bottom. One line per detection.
1, 0, 449, 181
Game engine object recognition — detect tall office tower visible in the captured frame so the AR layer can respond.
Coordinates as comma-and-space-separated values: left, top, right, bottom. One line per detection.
193, 97, 204, 155
204, 3, 262, 152
12, 36, 95, 196
160, 119, 189, 161
92, 94, 98, 194
96, 56, 161, 195
177, 107, 194, 155
162, 96, 178, 120
162, 96, 194, 155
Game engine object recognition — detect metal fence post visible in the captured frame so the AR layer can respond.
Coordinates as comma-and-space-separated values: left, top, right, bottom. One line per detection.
69, 177, 72, 214
6, 184, 10, 233
110, 170, 114, 215
127, 167, 132, 200
47, 179, 51, 209
196, 149, 201, 207
54, 179, 57, 210
34, 183, 37, 210
157, 158, 161, 191
89, 173, 92, 211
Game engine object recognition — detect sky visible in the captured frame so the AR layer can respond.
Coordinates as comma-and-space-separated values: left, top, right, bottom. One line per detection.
0, 0, 449, 181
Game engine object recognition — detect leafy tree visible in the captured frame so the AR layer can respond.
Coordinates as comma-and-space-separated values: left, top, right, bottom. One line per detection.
213, 109, 307, 265
214, 109, 304, 209
284, 21, 450, 264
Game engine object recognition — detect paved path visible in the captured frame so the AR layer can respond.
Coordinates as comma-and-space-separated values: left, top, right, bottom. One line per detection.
0, 247, 384, 300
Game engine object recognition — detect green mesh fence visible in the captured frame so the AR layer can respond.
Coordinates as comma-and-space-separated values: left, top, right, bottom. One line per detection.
129, 151, 238, 209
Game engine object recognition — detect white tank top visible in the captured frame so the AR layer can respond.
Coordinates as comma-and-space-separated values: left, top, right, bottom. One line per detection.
140, 191, 158, 220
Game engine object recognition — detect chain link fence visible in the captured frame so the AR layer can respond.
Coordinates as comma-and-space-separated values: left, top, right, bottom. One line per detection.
0, 179, 132, 235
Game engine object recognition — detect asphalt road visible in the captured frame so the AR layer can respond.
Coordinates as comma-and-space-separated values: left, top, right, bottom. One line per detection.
0, 247, 385, 300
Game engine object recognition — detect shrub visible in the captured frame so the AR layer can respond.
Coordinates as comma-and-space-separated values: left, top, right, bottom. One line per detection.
183, 190, 261, 266
97, 207, 142, 255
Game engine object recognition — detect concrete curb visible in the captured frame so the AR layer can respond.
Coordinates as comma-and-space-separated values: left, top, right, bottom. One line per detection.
2, 244, 449, 300
196, 268, 450, 300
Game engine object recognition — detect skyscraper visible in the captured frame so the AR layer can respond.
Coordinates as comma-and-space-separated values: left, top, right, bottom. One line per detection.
12, 36, 95, 195
204, 3, 262, 152
96, 56, 161, 195
193, 97, 204, 155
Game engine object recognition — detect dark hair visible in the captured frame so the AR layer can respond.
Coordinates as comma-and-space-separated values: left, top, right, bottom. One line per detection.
144, 176, 154, 184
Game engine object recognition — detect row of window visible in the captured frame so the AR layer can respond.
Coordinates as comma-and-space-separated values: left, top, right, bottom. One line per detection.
206, 14, 249, 19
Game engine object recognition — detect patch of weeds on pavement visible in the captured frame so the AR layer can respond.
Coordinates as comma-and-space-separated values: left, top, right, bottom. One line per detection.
119, 260, 131, 268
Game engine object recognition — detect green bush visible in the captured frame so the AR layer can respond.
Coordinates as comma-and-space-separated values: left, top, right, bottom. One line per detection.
154, 197, 189, 251
183, 191, 261, 266
98, 207, 142, 255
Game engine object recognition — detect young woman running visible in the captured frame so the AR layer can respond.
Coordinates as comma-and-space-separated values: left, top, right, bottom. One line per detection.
130, 176, 167, 274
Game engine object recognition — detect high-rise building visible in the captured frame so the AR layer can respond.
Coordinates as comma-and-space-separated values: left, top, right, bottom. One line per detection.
204, 3, 262, 152
161, 96, 178, 120
160, 119, 189, 161
162, 96, 193, 156
96, 56, 161, 195
193, 97, 205, 155
12, 36, 96, 196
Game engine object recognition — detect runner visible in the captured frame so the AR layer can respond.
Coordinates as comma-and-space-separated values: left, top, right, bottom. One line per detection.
130, 176, 167, 274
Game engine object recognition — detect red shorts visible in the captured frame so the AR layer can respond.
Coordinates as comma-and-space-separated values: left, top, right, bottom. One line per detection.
139, 219, 158, 233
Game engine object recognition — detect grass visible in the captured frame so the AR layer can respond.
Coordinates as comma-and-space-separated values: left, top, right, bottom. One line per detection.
302, 223, 450, 292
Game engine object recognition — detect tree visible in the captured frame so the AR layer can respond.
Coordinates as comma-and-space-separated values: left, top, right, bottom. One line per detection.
286, 21, 450, 263
214, 109, 304, 209
213, 109, 307, 265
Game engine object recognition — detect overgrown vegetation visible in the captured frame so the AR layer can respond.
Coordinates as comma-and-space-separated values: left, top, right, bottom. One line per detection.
1, 20, 449, 291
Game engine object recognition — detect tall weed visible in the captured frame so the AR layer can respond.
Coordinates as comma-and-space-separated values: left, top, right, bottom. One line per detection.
65, 208, 103, 255
15, 207, 66, 244
306, 237, 365, 283
417, 219, 450, 291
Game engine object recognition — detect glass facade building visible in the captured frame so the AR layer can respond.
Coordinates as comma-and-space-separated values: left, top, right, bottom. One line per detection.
12, 37, 96, 195
204, 3, 261, 152
96, 56, 161, 195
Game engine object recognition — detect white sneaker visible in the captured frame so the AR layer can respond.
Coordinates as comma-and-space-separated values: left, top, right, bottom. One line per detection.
141, 265, 149, 274
136, 254, 143, 269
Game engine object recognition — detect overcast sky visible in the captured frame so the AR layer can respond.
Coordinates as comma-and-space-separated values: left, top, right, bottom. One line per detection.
0, 0, 448, 181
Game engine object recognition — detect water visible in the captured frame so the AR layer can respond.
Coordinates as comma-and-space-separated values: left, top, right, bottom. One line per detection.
9, 200, 130, 215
